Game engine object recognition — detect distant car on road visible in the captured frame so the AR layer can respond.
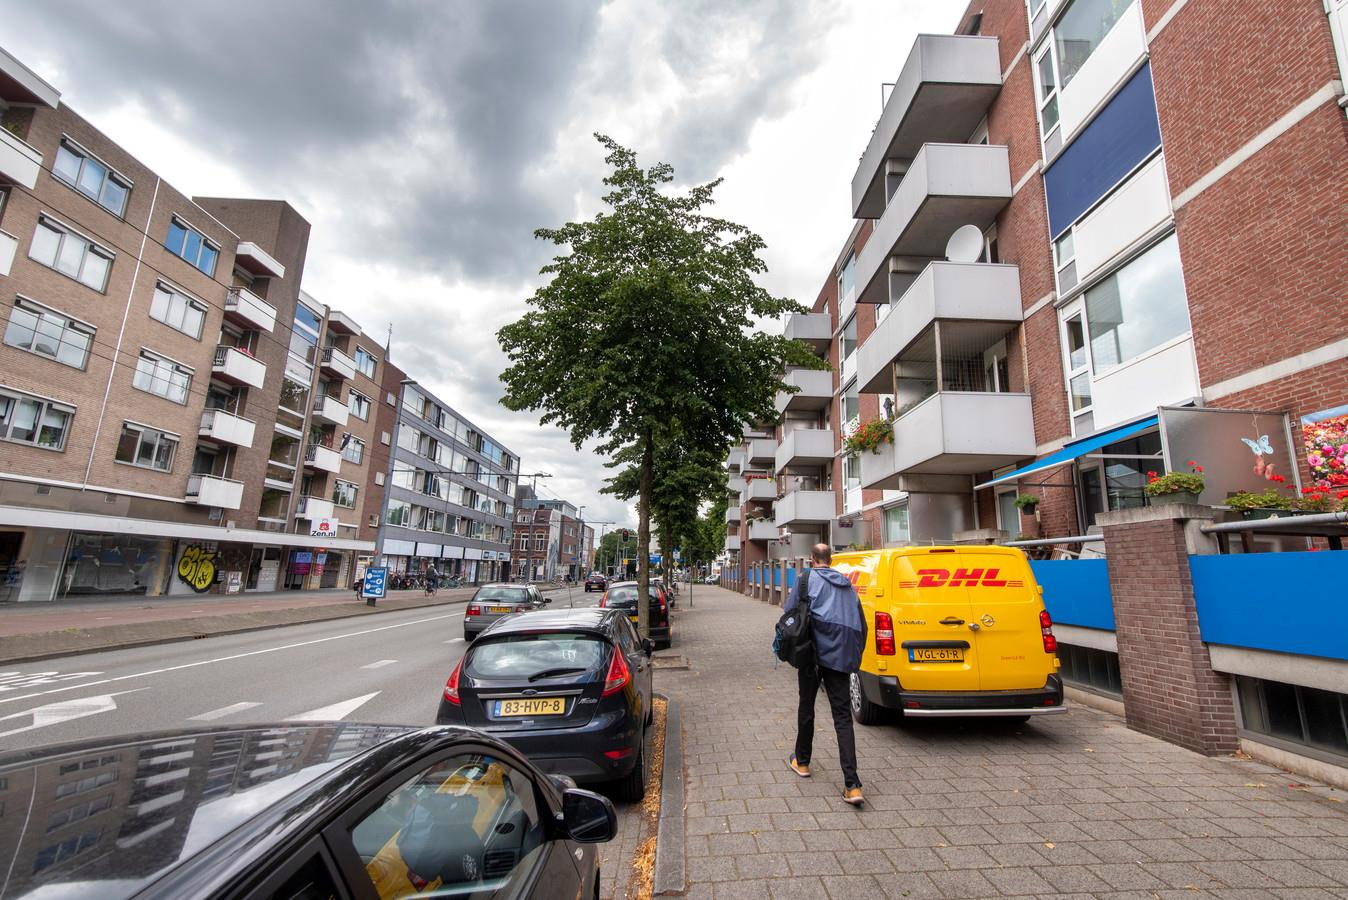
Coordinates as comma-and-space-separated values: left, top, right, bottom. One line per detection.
600, 581, 672, 650
437, 608, 655, 801
584, 572, 607, 592
464, 583, 548, 640
0, 722, 616, 900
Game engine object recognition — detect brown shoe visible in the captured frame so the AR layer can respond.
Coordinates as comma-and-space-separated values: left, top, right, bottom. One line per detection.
788, 756, 811, 778
843, 787, 865, 806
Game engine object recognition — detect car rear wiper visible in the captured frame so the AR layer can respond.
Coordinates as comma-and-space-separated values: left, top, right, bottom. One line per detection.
527, 667, 588, 682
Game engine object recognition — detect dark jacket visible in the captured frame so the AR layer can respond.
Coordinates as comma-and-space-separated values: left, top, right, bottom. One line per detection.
784, 566, 867, 673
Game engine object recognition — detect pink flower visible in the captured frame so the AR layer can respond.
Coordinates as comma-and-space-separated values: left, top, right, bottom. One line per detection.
1308, 453, 1323, 467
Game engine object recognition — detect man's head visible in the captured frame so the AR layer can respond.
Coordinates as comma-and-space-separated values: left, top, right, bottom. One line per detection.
811, 543, 832, 566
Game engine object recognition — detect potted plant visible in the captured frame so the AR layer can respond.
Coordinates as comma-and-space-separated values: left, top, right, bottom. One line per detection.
1224, 487, 1290, 519
1293, 487, 1348, 514
1145, 460, 1205, 505
841, 417, 894, 456
1013, 494, 1040, 515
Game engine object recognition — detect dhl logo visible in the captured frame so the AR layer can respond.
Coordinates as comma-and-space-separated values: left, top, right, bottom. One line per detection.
897, 568, 1025, 589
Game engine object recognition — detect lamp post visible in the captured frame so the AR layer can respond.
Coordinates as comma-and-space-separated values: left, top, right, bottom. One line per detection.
372, 378, 417, 605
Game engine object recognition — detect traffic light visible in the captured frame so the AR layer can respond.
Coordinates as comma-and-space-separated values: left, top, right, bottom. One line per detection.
622, 529, 631, 540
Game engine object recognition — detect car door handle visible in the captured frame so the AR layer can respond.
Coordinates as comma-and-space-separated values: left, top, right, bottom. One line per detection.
939, 617, 965, 626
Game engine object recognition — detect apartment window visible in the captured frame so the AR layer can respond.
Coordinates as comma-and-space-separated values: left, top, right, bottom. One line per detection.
4, 299, 94, 369
114, 423, 177, 472
1034, 44, 1061, 154
164, 217, 219, 277
397, 427, 419, 454
29, 217, 112, 291
1083, 233, 1188, 371
348, 391, 371, 421
534, 536, 545, 551
52, 139, 130, 217
995, 489, 1022, 540
837, 253, 855, 305
332, 480, 359, 509
354, 346, 376, 379
148, 283, 206, 339
1058, 644, 1123, 696
1054, 228, 1078, 292
1055, 0, 1131, 88
0, 389, 73, 451
341, 436, 365, 464
840, 315, 857, 360
840, 382, 860, 431
132, 350, 192, 404
385, 500, 412, 527
1237, 676, 1348, 760
882, 504, 909, 544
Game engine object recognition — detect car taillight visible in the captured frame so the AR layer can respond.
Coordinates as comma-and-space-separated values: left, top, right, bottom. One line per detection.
1040, 609, 1057, 653
465, 604, 480, 616
443, 659, 463, 705
875, 611, 896, 656
601, 648, 630, 697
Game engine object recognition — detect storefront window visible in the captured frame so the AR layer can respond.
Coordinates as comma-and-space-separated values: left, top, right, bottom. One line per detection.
60, 534, 173, 598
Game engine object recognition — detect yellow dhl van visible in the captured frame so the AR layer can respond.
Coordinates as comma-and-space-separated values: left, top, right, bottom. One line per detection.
831, 545, 1066, 723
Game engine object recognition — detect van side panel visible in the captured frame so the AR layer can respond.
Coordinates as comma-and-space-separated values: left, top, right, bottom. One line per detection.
954, 550, 1061, 691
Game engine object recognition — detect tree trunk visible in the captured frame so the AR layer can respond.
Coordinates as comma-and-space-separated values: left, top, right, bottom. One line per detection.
637, 432, 653, 640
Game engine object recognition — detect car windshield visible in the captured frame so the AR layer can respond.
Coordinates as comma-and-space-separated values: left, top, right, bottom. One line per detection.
474, 587, 529, 603
465, 633, 607, 678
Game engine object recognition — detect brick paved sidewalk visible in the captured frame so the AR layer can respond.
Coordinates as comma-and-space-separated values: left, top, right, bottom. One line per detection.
659, 586, 1348, 899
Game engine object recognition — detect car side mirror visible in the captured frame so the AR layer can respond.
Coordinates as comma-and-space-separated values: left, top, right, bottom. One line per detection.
541, 597, 552, 604
641, 639, 655, 656
561, 788, 617, 843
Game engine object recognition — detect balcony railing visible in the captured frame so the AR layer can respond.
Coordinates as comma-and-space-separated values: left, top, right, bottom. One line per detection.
224, 287, 278, 333
773, 490, 836, 528
783, 313, 832, 355
185, 474, 245, 510
304, 443, 342, 473
0, 127, 42, 189
774, 368, 832, 415
774, 429, 834, 475
320, 346, 357, 381
212, 346, 267, 390
198, 408, 256, 448
294, 496, 335, 521
233, 241, 286, 279
312, 394, 349, 427
746, 438, 778, 467
747, 520, 778, 542
725, 506, 741, 524
744, 479, 777, 503
859, 392, 1035, 485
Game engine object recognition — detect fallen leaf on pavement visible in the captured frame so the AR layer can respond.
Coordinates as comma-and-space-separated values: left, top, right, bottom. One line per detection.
1044, 842, 1056, 849
1243, 783, 1267, 788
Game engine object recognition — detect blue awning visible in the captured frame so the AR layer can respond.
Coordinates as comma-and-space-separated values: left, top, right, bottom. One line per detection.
975, 415, 1159, 489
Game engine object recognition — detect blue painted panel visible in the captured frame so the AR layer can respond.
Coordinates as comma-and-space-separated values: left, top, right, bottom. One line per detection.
1190, 552, 1348, 662
1043, 62, 1161, 238
786, 567, 796, 588
773, 568, 782, 587
1028, 559, 1115, 631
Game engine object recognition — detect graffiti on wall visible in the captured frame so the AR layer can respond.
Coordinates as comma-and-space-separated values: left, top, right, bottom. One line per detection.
177, 543, 218, 593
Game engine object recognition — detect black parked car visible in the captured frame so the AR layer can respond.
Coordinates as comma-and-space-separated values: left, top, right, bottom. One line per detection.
600, 581, 672, 650
583, 573, 607, 592
0, 723, 616, 899
437, 608, 654, 801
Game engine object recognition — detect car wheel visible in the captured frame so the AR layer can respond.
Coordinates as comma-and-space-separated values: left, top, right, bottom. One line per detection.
615, 737, 646, 802
850, 672, 887, 726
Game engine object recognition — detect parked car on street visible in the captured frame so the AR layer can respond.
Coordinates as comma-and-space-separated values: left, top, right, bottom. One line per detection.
0, 722, 616, 900
584, 572, 607, 592
464, 583, 548, 640
599, 580, 672, 649
436, 608, 655, 801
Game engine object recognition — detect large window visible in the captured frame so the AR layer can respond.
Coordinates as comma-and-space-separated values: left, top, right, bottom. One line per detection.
149, 283, 206, 339
385, 499, 412, 526
1084, 233, 1188, 371
53, 139, 130, 217
164, 217, 219, 277
840, 315, 857, 360
1055, 0, 1132, 87
132, 350, 192, 404
354, 346, 377, 378
332, 480, 358, 508
4, 299, 93, 369
348, 391, 371, 421
883, 504, 909, 544
29, 217, 112, 291
1238, 676, 1348, 761
114, 423, 177, 472
341, 435, 365, 464
0, 388, 73, 451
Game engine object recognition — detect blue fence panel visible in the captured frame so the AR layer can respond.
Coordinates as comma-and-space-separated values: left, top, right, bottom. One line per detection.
1190, 552, 1348, 662
1028, 559, 1115, 631
786, 567, 796, 589
773, 567, 782, 587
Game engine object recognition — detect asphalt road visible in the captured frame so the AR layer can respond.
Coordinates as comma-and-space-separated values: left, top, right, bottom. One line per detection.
0, 586, 608, 753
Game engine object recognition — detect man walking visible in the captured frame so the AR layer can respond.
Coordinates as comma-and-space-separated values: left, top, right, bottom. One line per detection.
785, 543, 868, 806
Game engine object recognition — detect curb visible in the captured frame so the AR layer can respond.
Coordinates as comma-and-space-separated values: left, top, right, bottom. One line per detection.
652, 691, 685, 897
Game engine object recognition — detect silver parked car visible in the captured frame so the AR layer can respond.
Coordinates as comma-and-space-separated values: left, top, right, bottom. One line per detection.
464, 583, 548, 640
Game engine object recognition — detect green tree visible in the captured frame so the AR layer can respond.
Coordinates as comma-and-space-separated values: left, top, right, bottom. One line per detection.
498, 135, 820, 637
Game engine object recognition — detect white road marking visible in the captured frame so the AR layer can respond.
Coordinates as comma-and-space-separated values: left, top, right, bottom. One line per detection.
0, 611, 463, 707
188, 701, 263, 721
0, 690, 144, 739
288, 692, 381, 722
443, 638, 465, 645
361, 659, 398, 669
0, 671, 103, 692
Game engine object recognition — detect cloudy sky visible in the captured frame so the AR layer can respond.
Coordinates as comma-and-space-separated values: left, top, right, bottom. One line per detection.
7, 0, 960, 528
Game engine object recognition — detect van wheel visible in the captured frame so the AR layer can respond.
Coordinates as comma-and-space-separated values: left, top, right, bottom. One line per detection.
849, 672, 886, 726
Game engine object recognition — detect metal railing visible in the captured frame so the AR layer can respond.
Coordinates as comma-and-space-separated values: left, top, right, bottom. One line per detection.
1201, 510, 1347, 553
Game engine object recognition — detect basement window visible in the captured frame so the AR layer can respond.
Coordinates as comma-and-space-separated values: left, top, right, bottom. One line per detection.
1236, 675, 1348, 762
1056, 643, 1122, 697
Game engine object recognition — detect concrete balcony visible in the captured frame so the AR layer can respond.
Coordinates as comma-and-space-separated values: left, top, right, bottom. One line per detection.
726, 449, 746, 473
851, 34, 1002, 219
746, 438, 778, 467
320, 346, 356, 381
234, 241, 286, 280
747, 520, 778, 542
0, 46, 61, 108
727, 476, 747, 497
725, 535, 742, 552
185, 474, 244, 510
212, 346, 267, 390
774, 368, 833, 415
224, 287, 278, 333
859, 392, 1034, 485
725, 506, 741, 524
774, 429, 834, 475
744, 479, 777, 504
0, 230, 17, 278
854, 143, 1012, 305
773, 490, 836, 528
312, 394, 349, 427
858, 262, 1023, 393
295, 496, 335, 521
744, 426, 773, 440
784, 313, 832, 355
0, 127, 42, 190
198, 408, 256, 448
304, 443, 342, 474
326, 310, 361, 335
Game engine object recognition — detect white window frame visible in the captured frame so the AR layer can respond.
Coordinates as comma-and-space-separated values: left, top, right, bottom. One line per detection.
1032, 41, 1063, 156
1059, 299, 1095, 437
341, 435, 365, 464
4, 297, 95, 369
332, 479, 359, 509
0, 387, 74, 451
29, 215, 113, 292
353, 346, 377, 379
132, 349, 193, 405
149, 281, 207, 339
114, 421, 178, 472
994, 488, 1023, 540
348, 390, 371, 421
164, 215, 220, 277
52, 137, 132, 217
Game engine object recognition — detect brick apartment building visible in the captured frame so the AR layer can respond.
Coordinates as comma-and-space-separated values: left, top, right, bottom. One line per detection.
725, 0, 1347, 567
510, 492, 594, 582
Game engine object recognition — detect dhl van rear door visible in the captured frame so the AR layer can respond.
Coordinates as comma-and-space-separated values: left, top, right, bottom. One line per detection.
890, 550, 980, 692
957, 550, 1054, 691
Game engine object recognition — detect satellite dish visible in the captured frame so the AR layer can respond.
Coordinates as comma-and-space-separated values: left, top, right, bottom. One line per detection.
945, 224, 985, 263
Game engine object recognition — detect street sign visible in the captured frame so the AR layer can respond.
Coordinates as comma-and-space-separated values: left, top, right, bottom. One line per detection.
649, 554, 661, 565
362, 566, 388, 599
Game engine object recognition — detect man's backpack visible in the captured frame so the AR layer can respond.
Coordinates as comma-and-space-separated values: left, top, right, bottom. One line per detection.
773, 570, 814, 669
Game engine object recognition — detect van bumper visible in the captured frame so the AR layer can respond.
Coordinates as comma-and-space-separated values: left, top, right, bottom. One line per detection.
858, 672, 1066, 716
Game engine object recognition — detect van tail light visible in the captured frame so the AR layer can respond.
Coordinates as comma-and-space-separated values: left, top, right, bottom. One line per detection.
443, 659, 463, 705
465, 604, 481, 616
601, 647, 631, 697
599, 592, 607, 608
1040, 609, 1057, 653
875, 612, 896, 656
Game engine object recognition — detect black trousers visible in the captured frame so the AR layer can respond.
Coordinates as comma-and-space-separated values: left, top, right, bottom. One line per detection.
794, 665, 861, 789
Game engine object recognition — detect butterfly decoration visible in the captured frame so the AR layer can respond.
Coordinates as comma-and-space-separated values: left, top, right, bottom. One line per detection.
1241, 434, 1278, 479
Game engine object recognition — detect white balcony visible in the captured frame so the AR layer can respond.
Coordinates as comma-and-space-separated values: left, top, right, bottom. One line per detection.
773, 490, 836, 528
0, 127, 42, 190
198, 408, 256, 448
774, 368, 833, 415
320, 346, 356, 381
295, 496, 335, 521
784, 313, 832, 355
727, 476, 747, 496
859, 392, 1035, 486
725, 506, 741, 524
312, 394, 349, 427
746, 438, 778, 467
854, 143, 1012, 305
224, 287, 278, 333
304, 443, 342, 473
0, 230, 17, 278
726, 449, 746, 473
326, 309, 361, 335
233, 241, 286, 280
212, 346, 267, 390
775, 429, 835, 475
725, 535, 742, 552
185, 474, 244, 510
852, 34, 1003, 218
747, 520, 779, 542
857, 262, 1022, 393
0, 46, 61, 108
744, 479, 777, 504
743, 426, 773, 439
